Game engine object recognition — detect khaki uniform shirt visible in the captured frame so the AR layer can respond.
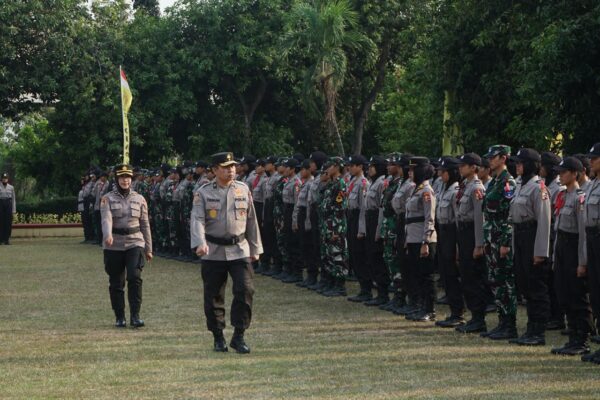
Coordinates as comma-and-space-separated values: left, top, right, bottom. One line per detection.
405, 181, 437, 243
456, 177, 486, 247
100, 190, 152, 252
0, 183, 16, 213
191, 180, 263, 261
555, 187, 587, 265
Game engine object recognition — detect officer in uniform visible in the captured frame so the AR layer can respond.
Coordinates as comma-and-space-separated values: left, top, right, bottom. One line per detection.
455, 153, 490, 334
582, 143, 600, 364
281, 158, 303, 283
293, 159, 316, 287
404, 157, 437, 322
191, 152, 262, 354
345, 155, 370, 301
551, 157, 592, 356
259, 156, 281, 276
434, 157, 465, 327
93, 171, 109, 245
100, 164, 152, 328
508, 148, 551, 346
306, 151, 329, 290
361, 156, 390, 306
0, 173, 16, 245
482, 145, 518, 340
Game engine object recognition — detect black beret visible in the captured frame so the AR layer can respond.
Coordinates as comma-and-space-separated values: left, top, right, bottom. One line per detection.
347, 154, 367, 165
458, 153, 482, 166
587, 142, 600, 158
368, 155, 387, 166
409, 156, 430, 167
541, 152, 561, 166
439, 157, 460, 170
555, 156, 583, 173
514, 148, 541, 163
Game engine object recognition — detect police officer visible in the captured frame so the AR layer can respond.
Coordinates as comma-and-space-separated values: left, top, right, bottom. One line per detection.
434, 157, 465, 327
345, 155, 370, 301
582, 143, 600, 364
282, 158, 303, 283
455, 153, 490, 334
293, 159, 316, 287
260, 156, 281, 276
508, 148, 551, 346
0, 173, 16, 245
405, 157, 437, 322
93, 171, 109, 245
361, 156, 390, 306
191, 152, 262, 354
100, 164, 152, 328
551, 157, 592, 356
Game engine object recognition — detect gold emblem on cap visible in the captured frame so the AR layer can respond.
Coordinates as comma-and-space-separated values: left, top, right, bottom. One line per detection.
226, 153, 232, 161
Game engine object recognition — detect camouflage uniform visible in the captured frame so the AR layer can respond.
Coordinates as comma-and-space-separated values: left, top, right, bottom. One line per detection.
381, 176, 402, 286
181, 178, 195, 257
319, 176, 348, 279
483, 168, 517, 319
165, 180, 179, 250
273, 175, 289, 271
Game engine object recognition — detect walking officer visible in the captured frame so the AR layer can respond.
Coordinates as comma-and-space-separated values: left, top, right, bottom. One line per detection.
508, 148, 552, 346
191, 152, 263, 354
100, 164, 152, 328
0, 173, 16, 245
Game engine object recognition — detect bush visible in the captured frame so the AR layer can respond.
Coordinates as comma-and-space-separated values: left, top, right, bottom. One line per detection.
14, 213, 81, 224
16, 197, 78, 219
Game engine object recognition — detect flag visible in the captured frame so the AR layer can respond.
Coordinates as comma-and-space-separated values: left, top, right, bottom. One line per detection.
120, 66, 132, 164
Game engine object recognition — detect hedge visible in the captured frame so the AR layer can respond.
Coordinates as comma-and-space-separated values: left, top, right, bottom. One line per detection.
17, 196, 78, 217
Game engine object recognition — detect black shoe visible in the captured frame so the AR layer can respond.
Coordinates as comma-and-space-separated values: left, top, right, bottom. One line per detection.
581, 349, 600, 362
282, 274, 303, 284
456, 318, 487, 333
488, 318, 517, 340
435, 315, 465, 328
115, 318, 126, 328
364, 295, 389, 307
323, 286, 347, 297
213, 333, 228, 352
485, 303, 496, 313
553, 343, 590, 356
546, 319, 566, 331
379, 298, 397, 311
436, 295, 448, 305
590, 335, 600, 344
515, 322, 546, 346
412, 311, 436, 322
130, 314, 145, 328
230, 335, 251, 354
393, 303, 420, 316
347, 292, 373, 303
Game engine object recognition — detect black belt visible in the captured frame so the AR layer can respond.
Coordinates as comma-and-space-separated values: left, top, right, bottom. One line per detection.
406, 216, 425, 224
112, 226, 141, 235
557, 229, 578, 239
513, 220, 537, 232
205, 234, 245, 246
586, 226, 600, 236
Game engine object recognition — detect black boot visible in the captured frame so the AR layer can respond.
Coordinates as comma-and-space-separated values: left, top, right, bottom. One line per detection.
509, 321, 533, 345
297, 274, 318, 288
213, 330, 228, 352
348, 282, 373, 303
488, 315, 517, 340
364, 288, 389, 306
516, 321, 546, 346
380, 292, 402, 312
114, 310, 126, 328
230, 328, 250, 354
480, 315, 505, 338
130, 313, 145, 328
323, 278, 347, 297
456, 314, 487, 333
316, 274, 334, 294
436, 315, 465, 328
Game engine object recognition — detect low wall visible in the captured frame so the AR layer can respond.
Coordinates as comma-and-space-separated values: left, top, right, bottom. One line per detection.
13, 224, 84, 238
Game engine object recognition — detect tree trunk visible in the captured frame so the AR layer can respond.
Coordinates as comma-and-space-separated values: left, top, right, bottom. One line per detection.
352, 40, 391, 155
442, 89, 463, 156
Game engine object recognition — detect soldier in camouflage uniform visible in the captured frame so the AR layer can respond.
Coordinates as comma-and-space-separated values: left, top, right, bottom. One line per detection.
379, 153, 404, 311
318, 157, 349, 297
164, 167, 181, 258
481, 145, 519, 340
306, 151, 329, 290
149, 171, 163, 253
180, 164, 196, 261
158, 164, 172, 256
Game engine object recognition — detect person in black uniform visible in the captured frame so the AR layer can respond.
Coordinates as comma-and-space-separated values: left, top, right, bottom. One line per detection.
0, 173, 16, 245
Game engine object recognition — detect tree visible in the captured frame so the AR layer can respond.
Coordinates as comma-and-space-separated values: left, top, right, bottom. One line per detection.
283, 0, 372, 156
133, 0, 160, 17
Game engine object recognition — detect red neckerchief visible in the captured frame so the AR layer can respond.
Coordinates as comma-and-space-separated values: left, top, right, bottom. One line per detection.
252, 174, 261, 189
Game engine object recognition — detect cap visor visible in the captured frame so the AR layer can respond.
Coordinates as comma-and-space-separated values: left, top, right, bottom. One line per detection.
219, 161, 238, 167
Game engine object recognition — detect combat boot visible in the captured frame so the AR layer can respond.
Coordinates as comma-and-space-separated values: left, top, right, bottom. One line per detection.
213, 330, 228, 352
364, 288, 389, 307
323, 279, 347, 297
488, 315, 517, 340
552, 333, 590, 356
114, 310, 126, 328
516, 322, 546, 346
456, 314, 487, 333
317, 275, 335, 295
581, 349, 600, 362
436, 315, 465, 328
380, 292, 402, 311
230, 328, 250, 354
297, 273, 318, 288
480, 315, 505, 338
130, 313, 145, 328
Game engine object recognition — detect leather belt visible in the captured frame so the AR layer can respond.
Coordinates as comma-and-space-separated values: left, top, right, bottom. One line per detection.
112, 226, 141, 235
406, 216, 425, 224
205, 234, 245, 246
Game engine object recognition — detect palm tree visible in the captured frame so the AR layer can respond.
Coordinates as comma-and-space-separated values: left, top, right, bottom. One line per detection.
283, 0, 372, 156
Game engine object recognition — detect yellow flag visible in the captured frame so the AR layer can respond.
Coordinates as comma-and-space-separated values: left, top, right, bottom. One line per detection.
120, 67, 132, 164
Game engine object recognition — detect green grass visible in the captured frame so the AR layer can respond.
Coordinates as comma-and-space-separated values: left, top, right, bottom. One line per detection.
0, 237, 599, 399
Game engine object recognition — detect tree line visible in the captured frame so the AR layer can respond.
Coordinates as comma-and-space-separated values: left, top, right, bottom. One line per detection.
1, 0, 599, 196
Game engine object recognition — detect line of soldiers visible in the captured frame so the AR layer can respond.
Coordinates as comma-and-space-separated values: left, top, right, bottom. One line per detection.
78, 142, 600, 364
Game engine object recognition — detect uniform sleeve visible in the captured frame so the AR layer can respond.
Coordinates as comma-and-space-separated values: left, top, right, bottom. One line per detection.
422, 189, 436, 242
473, 185, 485, 247
577, 195, 587, 266
139, 197, 152, 253
358, 180, 368, 235
500, 179, 516, 247
12, 188, 16, 213
245, 188, 264, 257
100, 195, 112, 242
533, 186, 551, 258
292, 191, 300, 228
190, 191, 206, 249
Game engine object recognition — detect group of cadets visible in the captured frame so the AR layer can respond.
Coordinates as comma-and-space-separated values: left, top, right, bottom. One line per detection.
78, 142, 600, 364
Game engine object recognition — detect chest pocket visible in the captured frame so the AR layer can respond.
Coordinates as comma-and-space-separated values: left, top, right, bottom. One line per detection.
235, 199, 248, 220
110, 202, 123, 217
349, 192, 358, 200
130, 203, 141, 218
205, 201, 222, 219
587, 195, 600, 205
559, 205, 576, 231
407, 196, 421, 214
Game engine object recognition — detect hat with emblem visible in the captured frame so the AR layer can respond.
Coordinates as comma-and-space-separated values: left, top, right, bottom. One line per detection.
369, 155, 387, 166
541, 152, 561, 166
409, 156, 430, 167
555, 157, 583, 173
211, 152, 238, 167
587, 142, 600, 158
300, 159, 312, 169
325, 156, 345, 168
283, 158, 299, 168
195, 160, 209, 169
348, 154, 367, 166
573, 154, 591, 172
399, 153, 414, 167
514, 148, 541, 163
240, 155, 257, 165
1, 172, 9, 179
438, 157, 460, 170
114, 164, 134, 177
483, 145, 511, 158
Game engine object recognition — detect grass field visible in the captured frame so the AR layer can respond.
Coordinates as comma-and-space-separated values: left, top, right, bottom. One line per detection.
1, 237, 599, 399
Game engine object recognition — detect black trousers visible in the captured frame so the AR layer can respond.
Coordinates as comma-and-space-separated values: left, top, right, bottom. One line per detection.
513, 222, 550, 323
554, 231, 593, 336
586, 228, 600, 331
365, 209, 389, 292
82, 202, 93, 240
284, 203, 301, 276
0, 198, 13, 243
407, 242, 437, 313
201, 259, 255, 332
347, 209, 368, 287
309, 204, 322, 277
94, 210, 102, 244
104, 247, 145, 317
457, 222, 488, 318
297, 206, 316, 276
438, 223, 464, 316
262, 198, 279, 267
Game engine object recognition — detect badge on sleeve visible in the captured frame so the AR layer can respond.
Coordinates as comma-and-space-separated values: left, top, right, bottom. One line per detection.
193, 193, 201, 205
101, 197, 107, 207
474, 188, 484, 200
336, 192, 344, 203
423, 191, 431, 202
503, 181, 515, 199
